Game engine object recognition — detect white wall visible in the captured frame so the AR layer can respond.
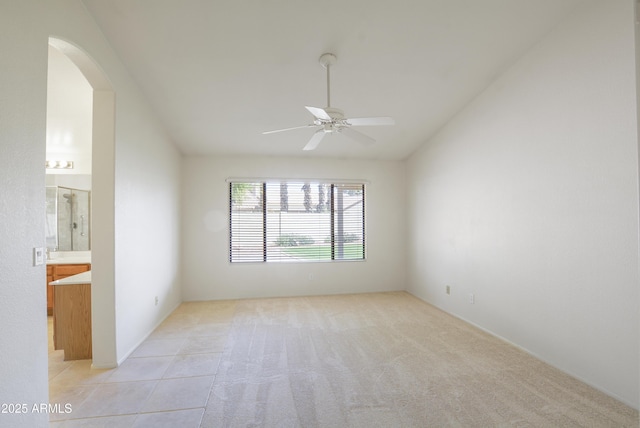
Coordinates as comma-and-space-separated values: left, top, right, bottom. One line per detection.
0, 2, 50, 426
113, 91, 182, 363
0, 2, 182, 425
46, 45, 93, 176
182, 156, 405, 300
45, 174, 92, 191
406, 0, 639, 407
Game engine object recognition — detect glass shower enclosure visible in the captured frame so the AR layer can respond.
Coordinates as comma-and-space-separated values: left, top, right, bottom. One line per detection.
46, 186, 91, 251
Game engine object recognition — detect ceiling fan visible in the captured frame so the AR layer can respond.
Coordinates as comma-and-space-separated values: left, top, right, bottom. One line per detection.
263, 53, 395, 151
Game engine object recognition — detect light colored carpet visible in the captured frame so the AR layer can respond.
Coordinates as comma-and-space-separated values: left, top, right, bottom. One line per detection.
200, 291, 638, 427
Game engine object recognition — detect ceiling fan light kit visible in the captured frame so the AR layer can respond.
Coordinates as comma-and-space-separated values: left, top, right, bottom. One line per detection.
263, 53, 395, 151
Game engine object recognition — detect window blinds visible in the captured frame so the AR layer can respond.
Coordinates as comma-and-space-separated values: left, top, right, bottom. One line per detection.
229, 181, 365, 263
229, 182, 265, 262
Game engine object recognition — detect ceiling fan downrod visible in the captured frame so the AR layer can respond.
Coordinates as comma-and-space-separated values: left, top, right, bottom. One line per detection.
319, 53, 337, 108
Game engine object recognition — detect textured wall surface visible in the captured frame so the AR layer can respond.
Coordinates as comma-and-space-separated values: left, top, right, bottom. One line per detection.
407, 0, 639, 407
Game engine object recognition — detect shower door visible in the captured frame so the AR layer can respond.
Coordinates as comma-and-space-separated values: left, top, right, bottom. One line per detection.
47, 187, 91, 251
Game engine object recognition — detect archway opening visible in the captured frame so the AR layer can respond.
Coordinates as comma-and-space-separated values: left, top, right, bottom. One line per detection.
47, 37, 117, 368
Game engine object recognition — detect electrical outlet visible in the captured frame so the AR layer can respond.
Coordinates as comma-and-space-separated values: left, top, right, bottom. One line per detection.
154, 296, 159, 306
308, 273, 315, 281
446, 285, 451, 295
469, 293, 475, 304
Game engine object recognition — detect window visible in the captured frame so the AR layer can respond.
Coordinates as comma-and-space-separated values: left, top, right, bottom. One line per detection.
230, 181, 365, 263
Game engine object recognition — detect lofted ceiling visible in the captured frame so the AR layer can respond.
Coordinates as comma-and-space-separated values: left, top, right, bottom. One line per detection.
83, 0, 584, 161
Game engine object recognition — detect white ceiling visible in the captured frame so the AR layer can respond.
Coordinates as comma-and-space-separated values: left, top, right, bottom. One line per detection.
83, 0, 584, 161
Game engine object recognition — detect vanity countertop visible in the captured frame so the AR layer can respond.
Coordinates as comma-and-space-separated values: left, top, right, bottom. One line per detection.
49, 270, 91, 286
46, 251, 91, 265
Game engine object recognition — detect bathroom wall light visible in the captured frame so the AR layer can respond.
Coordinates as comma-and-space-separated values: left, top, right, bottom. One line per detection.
46, 160, 74, 169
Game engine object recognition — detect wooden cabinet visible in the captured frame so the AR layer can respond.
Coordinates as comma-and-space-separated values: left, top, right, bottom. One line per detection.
54, 282, 92, 360
46, 266, 54, 315
46, 263, 91, 315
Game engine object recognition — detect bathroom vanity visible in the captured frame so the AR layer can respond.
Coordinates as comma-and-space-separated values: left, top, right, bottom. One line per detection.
50, 270, 92, 360
46, 261, 91, 315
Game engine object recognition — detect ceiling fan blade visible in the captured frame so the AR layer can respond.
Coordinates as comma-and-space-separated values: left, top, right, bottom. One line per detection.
340, 127, 375, 145
305, 106, 332, 121
303, 129, 326, 151
263, 124, 315, 135
346, 117, 395, 126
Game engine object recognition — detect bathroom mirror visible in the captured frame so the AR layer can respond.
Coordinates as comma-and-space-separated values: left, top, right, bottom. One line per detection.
46, 186, 91, 251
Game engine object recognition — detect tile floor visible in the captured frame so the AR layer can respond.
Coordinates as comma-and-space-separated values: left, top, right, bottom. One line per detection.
48, 300, 236, 427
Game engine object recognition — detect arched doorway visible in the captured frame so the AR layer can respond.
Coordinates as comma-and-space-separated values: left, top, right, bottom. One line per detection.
48, 38, 117, 367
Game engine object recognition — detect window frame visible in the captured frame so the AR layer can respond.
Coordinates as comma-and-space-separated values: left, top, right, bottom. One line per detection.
229, 179, 367, 264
